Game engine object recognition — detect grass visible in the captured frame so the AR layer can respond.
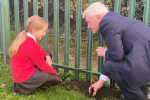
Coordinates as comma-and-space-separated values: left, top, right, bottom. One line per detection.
0, 62, 96, 100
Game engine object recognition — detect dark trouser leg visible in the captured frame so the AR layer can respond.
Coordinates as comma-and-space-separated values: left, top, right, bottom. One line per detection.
102, 60, 145, 99
136, 95, 149, 100
121, 85, 150, 100
140, 85, 150, 96
40, 73, 61, 88
140, 85, 150, 99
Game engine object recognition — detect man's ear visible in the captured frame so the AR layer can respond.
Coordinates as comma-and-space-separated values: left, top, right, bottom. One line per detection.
96, 14, 103, 21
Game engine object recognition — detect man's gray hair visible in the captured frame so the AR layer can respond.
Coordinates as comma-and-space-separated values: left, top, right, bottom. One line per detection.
82, 1, 108, 18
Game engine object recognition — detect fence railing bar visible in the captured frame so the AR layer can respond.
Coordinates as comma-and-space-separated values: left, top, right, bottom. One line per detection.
75, 0, 82, 80
23, 0, 28, 30
114, 0, 121, 14
98, 0, 105, 76
54, 0, 59, 72
143, 0, 150, 26
14, 0, 20, 37
33, 0, 39, 43
0, 0, 6, 64
4, 0, 10, 60
128, 0, 136, 18
86, 0, 94, 81
53, 63, 101, 76
100, 0, 105, 4
43, 0, 48, 51
98, 34, 104, 73
0, 1, 2, 52
144, 0, 150, 86
64, 0, 70, 74
33, 0, 38, 15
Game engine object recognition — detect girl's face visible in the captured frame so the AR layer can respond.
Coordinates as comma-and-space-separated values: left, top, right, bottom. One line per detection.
32, 27, 48, 40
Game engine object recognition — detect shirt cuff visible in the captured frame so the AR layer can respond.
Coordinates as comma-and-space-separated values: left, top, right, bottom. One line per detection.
104, 50, 107, 57
99, 74, 109, 81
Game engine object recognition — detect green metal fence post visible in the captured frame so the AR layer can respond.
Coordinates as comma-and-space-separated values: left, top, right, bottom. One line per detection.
14, 0, 20, 37
23, 0, 28, 30
98, 34, 103, 73
100, 0, 105, 4
143, 0, 150, 26
43, 0, 48, 51
86, 0, 94, 81
0, 4, 2, 51
33, 0, 38, 43
98, 0, 105, 80
54, 0, 59, 72
4, 0, 10, 59
114, 0, 121, 14
0, 0, 6, 64
143, 0, 150, 86
75, 0, 82, 80
64, 0, 70, 74
128, 0, 136, 18
33, 0, 38, 15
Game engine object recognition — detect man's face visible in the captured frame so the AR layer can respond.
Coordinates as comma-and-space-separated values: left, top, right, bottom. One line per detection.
85, 15, 101, 34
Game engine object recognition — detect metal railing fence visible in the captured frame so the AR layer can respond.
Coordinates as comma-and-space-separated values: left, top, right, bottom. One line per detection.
0, 0, 150, 88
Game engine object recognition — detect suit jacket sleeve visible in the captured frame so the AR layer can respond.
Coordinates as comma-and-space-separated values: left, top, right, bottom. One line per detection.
101, 21, 124, 61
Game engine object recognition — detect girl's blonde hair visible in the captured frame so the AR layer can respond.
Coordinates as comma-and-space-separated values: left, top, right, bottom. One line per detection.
82, 1, 108, 18
9, 15, 48, 57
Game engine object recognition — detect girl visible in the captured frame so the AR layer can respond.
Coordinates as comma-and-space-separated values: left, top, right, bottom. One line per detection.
9, 15, 61, 95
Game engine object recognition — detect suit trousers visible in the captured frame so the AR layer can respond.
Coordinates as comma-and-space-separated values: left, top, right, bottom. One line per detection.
102, 60, 145, 99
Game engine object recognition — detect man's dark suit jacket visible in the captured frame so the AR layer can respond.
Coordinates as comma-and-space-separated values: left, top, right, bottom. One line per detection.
99, 11, 150, 88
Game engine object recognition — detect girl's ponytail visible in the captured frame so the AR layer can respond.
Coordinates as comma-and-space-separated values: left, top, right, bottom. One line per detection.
9, 31, 27, 57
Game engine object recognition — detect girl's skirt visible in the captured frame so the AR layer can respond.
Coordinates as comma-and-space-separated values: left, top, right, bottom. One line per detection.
12, 69, 49, 95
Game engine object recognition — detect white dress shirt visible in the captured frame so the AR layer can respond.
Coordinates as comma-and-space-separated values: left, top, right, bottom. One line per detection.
27, 32, 36, 41
99, 50, 109, 81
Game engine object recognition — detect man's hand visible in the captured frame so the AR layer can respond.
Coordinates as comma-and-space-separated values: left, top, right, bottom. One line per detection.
89, 79, 105, 96
96, 46, 107, 57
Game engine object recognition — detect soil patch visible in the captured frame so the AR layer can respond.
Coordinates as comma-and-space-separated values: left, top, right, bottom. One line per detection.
50, 50, 123, 99
65, 80, 122, 100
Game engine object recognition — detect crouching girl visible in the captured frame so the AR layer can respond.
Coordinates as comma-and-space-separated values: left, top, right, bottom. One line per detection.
9, 15, 61, 95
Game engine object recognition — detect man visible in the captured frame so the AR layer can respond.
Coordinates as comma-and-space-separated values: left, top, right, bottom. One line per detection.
82, 1, 150, 100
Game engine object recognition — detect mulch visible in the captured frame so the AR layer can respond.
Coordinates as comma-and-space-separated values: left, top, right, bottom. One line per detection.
64, 80, 123, 100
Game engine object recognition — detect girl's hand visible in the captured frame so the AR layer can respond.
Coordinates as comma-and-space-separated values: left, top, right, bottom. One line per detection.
45, 55, 52, 66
